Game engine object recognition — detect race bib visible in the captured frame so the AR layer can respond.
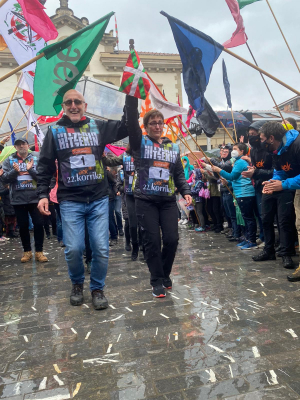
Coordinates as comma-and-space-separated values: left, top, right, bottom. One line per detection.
149, 166, 169, 181
129, 175, 133, 184
70, 154, 96, 169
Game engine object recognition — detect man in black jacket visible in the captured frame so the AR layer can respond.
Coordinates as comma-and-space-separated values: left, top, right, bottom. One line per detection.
37, 89, 135, 310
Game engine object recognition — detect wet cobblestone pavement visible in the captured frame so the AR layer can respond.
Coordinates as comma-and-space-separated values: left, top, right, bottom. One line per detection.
1, 228, 300, 400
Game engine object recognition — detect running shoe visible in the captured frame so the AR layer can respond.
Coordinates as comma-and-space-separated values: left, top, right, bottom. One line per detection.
163, 278, 172, 289
181, 220, 188, 225
152, 285, 166, 298
195, 227, 206, 232
240, 242, 257, 250
237, 240, 247, 247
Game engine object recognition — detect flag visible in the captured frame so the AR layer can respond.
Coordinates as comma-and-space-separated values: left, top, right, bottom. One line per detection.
27, 111, 45, 145
237, 0, 261, 9
161, 11, 223, 117
148, 78, 187, 120
222, 59, 232, 109
106, 144, 126, 156
119, 49, 150, 100
38, 109, 64, 124
114, 14, 119, 45
17, 0, 58, 42
0, 0, 46, 72
8, 120, 16, 144
18, 72, 34, 105
196, 98, 220, 138
34, 12, 114, 115
223, 0, 248, 48
186, 105, 195, 128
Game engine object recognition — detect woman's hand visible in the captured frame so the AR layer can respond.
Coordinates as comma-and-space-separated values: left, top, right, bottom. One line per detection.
184, 195, 192, 207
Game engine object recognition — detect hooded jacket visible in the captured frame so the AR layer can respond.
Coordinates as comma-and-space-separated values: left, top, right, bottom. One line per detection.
2, 151, 39, 205
37, 107, 130, 203
219, 157, 255, 198
126, 96, 191, 202
182, 156, 194, 180
271, 129, 300, 190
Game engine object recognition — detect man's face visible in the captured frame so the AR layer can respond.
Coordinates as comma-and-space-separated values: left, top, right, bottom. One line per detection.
62, 91, 87, 123
260, 132, 277, 152
146, 116, 164, 141
15, 142, 29, 157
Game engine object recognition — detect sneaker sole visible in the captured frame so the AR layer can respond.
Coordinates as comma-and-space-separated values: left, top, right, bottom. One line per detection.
163, 286, 172, 289
152, 293, 166, 298
93, 303, 109, 310
70, 298, 84, 306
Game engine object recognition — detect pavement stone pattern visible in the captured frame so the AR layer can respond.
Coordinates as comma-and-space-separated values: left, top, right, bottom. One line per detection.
1, 227, 300, 399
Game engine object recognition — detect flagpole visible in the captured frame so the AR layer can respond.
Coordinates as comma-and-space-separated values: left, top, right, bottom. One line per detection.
0, 0, 8, 7
223, 48, 300, 96
245, 42, 288, 129
176, 117, 236, 200
0, 74, 22, 128
265, 0, 300, 75
230, 108, 237, 142
0, 53, 45, 83
8, 104, 33, 138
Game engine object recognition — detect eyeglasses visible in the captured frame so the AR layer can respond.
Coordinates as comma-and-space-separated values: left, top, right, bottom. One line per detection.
148, 122, 164, 127
63, 99, 85, 106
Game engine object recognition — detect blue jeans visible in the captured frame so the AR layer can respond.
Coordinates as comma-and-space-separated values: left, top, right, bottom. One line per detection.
114, 195, 123, 231
237, 196, 257, 244
223, 192, 241, 238
60, 197, 109, 291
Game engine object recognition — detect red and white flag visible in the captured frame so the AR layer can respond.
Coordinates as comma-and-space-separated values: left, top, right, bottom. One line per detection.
18, 72, 34, 105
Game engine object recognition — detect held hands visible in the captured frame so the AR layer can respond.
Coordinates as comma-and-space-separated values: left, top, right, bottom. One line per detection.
13, 162, 20, 173
38, 198, 51, 216
184, 195, 192, 207
262, 179, 283, 194
26, 159, 34, 170
211, 165, 221, 173
241, 166, 255, 179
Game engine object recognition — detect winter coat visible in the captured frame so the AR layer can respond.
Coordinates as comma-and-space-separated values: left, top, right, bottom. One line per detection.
36, 103, 133, 204
202, 170, 220, 197
219, 157, 255, 198
182, 156, 194, 180
210, 156, 232, 193
2, 151, 39, 205
250, 144, 273, 188
116, 169, 128, 219
107, 170, 117, 202
125, 96, 191, 202
189, 169, 205, 203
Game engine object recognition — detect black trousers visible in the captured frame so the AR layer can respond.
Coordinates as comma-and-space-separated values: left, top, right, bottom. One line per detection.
207, 196, 223, 229
126, 194, 138, 247
14, 203, 44, 252
135, 199, 179, 286
124, 219, 131, 245
262, 191, 295, 255
43, 203, 57, 236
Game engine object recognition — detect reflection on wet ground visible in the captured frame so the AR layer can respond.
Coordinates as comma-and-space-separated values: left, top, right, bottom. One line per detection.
1, 227, 300, 399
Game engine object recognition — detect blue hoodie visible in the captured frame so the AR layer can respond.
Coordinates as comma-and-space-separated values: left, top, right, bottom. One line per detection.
219, 157, 255, 198
182, 156, 194, 180
272, 129, 300, 190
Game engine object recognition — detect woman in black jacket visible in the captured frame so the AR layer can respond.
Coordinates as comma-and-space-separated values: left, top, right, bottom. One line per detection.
125, 96, 192, 298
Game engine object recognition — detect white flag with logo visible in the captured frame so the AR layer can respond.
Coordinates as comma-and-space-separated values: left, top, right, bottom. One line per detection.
27, 111, 45, 145
0, 0, 46, 72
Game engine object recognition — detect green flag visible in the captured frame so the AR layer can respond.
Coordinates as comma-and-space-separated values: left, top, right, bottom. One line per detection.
237, 0, 262, 9
34, 12, 114, 116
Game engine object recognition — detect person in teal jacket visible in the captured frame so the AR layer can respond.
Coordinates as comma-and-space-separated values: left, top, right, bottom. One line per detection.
182, 156, 194, 180
212, 143, 257, 250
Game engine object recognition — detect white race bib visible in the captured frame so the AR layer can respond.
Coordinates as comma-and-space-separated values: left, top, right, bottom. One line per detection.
129, 175, 133, 184
149, 166, 169, 180
70, 154, 96, 169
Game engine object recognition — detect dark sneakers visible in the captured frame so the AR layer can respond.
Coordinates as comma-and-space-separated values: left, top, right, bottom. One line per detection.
70, 283, 84, 306
252, 250, 276, 262
282, 256, 294, 269
91, 289, 108, 310
163, 278, 172, 289
125, 242, 131, 251
287, 265, 300, 282
152, 285, 166, 298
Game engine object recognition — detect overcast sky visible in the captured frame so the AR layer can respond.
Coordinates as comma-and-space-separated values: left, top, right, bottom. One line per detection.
46, 0, 300, 111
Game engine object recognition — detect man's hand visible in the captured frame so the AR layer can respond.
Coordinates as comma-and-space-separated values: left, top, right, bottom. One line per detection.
0, 169, 3, 177
13, 162, 20, 173
220, 178, 228, 185
212, 165, 221, 173
26, 159, 34, 171
240, 135, 244, 143
263, 179, 283, 193
184, 195, 192, 207
241, 166, 255, 179
262, 185, 273, 195
241, 155, 251, 163
38, 198, 51, 216
116, 192, 120, 196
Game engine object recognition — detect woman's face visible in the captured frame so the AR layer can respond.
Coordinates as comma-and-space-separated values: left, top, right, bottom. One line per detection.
233, 145, 243, 157
145, 116, 164, 141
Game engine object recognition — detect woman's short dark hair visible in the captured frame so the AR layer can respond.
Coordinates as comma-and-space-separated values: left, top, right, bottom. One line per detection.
259, 121, 286, 141
233, 142, 248, 155
143, 109, 164, 127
